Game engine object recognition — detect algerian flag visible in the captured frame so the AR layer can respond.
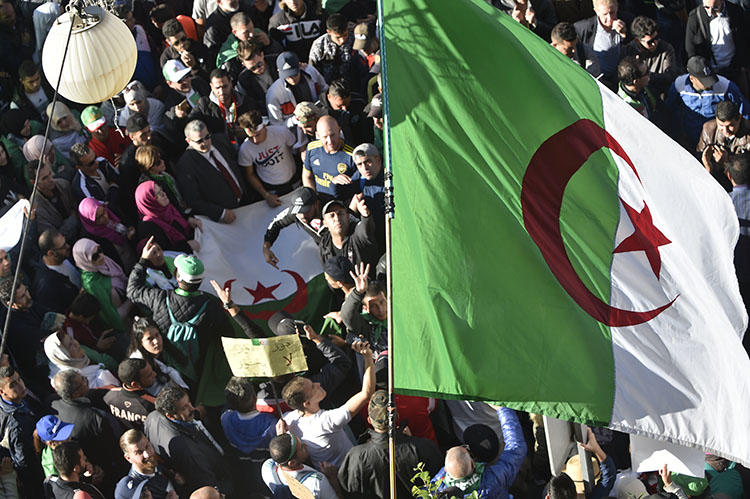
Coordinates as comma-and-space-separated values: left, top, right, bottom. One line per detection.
191, 194, 330, 405
384, 0, 750, 465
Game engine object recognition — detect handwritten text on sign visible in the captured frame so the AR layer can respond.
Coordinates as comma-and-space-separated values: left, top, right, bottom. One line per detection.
222, 335, 308, 377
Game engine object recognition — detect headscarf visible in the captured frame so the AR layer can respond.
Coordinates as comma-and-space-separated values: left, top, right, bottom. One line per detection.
46, 102, 81, 133
78, 197, 127, 246
0, 109, 27, 137
72, 237, 127, 290
135, 181, 189, 244
22, 135, 53, 161
43, 332, 89, 370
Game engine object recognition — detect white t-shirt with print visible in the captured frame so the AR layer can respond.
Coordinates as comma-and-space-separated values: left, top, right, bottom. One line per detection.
282, 405, 354, 467
238, 125, 297, 186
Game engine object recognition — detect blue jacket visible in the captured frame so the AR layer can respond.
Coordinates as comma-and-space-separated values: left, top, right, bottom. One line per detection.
664, 74, 750, 147
432, 407, 527, 499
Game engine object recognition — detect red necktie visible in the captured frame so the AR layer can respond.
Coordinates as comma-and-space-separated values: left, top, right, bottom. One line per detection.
210, 151, 242, 200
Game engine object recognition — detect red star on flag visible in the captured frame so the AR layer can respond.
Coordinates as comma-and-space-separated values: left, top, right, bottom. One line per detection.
613, 198, 672, 279
245, 281, 281, 304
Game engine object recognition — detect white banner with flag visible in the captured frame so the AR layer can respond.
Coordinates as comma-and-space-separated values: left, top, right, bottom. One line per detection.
193, 193, 322, 307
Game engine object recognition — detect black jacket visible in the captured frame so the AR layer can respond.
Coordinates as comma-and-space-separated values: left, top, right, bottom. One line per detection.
574, 12, 635, 48
50, 397, 122, 472
174, 138, 252, 221
71, 159, 120, 207
46, 476, 106, 499
337, 429, 442, 499
0, 397, 44, 498
685, 2, 748, 68
0, 305, 51, 396
104, 387, 155, 431
160, 41, 215, 81
144, 411, 233, 495
268, 1, 322, 62
31, 264, 80, 314
190, 91, 257, 141
236, 58, 279, 113
317, 214, 380, 273
126, 259, 238, 365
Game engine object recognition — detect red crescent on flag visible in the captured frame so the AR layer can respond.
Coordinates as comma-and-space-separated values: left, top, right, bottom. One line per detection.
224, 270, 309, 321
520, 119, 675, 327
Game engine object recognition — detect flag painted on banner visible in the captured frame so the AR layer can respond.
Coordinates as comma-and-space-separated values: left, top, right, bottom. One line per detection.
192, 194, 329, 405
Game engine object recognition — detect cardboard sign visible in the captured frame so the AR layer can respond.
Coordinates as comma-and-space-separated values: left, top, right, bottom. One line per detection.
281, 470, 315, 499
222, 335, 308, 377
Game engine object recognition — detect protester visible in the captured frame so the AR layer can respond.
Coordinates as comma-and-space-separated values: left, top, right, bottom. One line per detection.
128, 316, 191, 394
135, 180, 201, 253
43, 330, 119, 388
72, 238, 133, 332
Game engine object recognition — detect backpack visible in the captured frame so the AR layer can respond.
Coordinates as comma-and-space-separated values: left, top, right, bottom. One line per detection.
165, 294, 208, 365
269, 465, 318, 499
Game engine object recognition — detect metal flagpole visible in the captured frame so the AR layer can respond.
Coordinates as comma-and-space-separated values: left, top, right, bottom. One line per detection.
375, 0, 397, 497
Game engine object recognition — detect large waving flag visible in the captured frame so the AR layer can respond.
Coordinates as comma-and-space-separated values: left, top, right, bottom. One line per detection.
384, 0, 750, 465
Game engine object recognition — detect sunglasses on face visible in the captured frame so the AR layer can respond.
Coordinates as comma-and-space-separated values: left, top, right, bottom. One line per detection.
192, 134, 211, 144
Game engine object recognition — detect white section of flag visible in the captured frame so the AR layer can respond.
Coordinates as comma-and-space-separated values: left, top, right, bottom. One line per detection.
194, 194, 322, 306
599, 83, 750, 466
0, 200, 30, 252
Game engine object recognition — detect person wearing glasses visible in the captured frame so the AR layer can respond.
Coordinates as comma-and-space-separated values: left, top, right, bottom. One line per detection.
176, 119, 249, 223
235, 39, 279, 112
623, 15, 679, 96
32, 229, 80, 314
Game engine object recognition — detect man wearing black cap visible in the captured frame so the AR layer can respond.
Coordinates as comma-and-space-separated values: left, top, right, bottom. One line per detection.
432, 407, 527, 499
263, 187, 321, 268
318, 194, 379, 275
664, 55, 750, 149
337, 390, 442, 499
266, 51, 328, 127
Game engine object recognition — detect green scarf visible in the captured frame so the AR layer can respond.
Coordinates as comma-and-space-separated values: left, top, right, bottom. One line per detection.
443, 463, 484, 496
362, 312, 386, 343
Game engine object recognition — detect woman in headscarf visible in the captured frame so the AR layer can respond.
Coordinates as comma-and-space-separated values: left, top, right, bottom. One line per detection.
128, 316, 191, 396
0, 108, 42, 185
43, 329, 118, 388
46, 102, 87, 161
135, 180, 201, 253
22, 134, 73, 180
72, 238, 132, 332
134, 144, 186, 213
78, 197, 136, 271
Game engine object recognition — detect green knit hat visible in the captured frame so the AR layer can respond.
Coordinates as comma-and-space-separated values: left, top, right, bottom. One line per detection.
174, 254, 204, 283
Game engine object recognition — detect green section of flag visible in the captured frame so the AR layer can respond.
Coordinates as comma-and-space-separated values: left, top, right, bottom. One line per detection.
196, 274, 331, 406
385, 0, 620, 423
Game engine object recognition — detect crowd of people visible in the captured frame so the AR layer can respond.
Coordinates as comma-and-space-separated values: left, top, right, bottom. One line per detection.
0, 0, 748, 497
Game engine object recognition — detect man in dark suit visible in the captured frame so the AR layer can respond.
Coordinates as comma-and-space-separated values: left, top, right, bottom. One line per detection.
32, 229, 80, 314
176, 119, 252, 223
574, 0, 634, 86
